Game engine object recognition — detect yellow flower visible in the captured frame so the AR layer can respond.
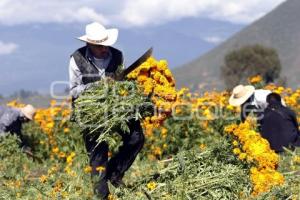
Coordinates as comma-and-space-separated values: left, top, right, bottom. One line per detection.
147, 181, 157, 190
66, 152, 76, 164
232, 140, 239, 146
119, 89, 128, 96
46, 122, 55, 129
153, 147, 162, 156
39, 140, 45, 145
58, 152, 66, 158
63, 127, 70, 133
199, 144, 206, 151
52, 147, 59, 154
160, 144, 167, 150
293, 156, 300, 164
226, 120, 284, 196
161, 127, 168, 135
84, 166, 92, 173
108, 194, 117, 200
238, 153, 247, 160
226, 105, 234, 111
70, 152, 76, 157
96, 166, 106, 172
233, 148, 241, 155
14, 180, 21, 188
40, 175, 48, 183
248, 75, 263, 84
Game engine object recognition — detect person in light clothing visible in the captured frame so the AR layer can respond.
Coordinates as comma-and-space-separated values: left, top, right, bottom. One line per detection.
0, 104, 36, 150
229, 85, 285, 123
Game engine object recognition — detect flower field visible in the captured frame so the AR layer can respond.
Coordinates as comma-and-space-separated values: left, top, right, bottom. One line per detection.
0, 57, 300, 199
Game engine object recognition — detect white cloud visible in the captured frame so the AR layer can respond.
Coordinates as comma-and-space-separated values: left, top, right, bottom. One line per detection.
203, 36, 224, 44
0, 0, 109, 25
0, 41, 18, 55
0, 0, 287, 27
119, 0, 287, 26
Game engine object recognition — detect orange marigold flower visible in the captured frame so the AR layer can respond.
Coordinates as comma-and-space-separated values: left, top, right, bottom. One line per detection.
84, 166, 92, 173
96, 166, 106, 172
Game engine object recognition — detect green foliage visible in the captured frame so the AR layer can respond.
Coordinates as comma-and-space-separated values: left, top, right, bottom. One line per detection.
0, 125, 95, 199
221, 44, 282, 89
0, 118, 299, 199
1, 86, 299, 199
142, 93, 240, 159
0, 135, 42, 199
116, 142, 252, 200
74, 79, 153, 146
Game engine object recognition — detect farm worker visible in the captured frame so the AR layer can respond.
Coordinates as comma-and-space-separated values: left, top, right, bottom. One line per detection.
261, 93, 300, 152
229, 85, 285, 123
69, 22, 145, 199
0, 104, 36, 151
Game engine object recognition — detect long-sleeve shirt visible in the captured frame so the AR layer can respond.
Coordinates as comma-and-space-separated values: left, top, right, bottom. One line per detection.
0, 105, 23, 136
69, 48, 112, 99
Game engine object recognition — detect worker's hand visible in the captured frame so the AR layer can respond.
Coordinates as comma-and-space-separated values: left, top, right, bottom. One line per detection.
114, 71, 125, 81
106, 71, 124, 81
22, 146, 33, 155
106, 72, 116, 80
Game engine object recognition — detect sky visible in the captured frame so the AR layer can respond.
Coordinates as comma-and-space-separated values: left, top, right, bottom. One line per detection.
0, 0, 287, 96
0, 0, 286, 26
0, 0, 286, 55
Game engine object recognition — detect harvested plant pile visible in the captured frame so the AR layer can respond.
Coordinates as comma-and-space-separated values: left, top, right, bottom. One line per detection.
74, 79, 153, 144
114, 141, 252, 200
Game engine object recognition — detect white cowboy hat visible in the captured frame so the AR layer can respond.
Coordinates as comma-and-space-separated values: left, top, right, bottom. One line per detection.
20, 104, 36, 120
229, 85, 255, 106
77, 22, 118, 46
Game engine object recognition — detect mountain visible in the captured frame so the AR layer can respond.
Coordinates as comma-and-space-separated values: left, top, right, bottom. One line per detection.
0, 18, 242, 96
174, 0, 300, 91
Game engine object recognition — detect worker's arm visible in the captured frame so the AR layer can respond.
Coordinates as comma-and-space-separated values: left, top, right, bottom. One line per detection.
69, 56, 92, 99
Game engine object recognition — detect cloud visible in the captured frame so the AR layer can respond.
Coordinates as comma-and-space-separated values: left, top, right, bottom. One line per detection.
0, 0, 286, 27
203, 36, 224, 45
0, 41, 18, 55
119, 0, 287, 26
0, 0, 109, 25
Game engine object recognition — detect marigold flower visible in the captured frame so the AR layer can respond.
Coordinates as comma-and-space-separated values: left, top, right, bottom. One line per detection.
96, 166, 106, 172
199, 144, 206, 151
52, 147, 59, 154
84, 166, 92, 173
248, 75, 263, 84
63, 128, 70, 133
39, 175, 48, 183
147, 181, 157, 190
233, 148, 241, 155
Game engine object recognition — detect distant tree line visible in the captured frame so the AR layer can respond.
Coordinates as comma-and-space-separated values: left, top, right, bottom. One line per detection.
221, 44, 282, 89
9, 89, 40, 99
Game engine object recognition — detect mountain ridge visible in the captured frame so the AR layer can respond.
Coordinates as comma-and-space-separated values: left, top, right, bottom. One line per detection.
174, 0, 300, 91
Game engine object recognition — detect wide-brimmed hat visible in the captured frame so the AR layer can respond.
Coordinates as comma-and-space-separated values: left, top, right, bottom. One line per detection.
20, 104, 36, 120
229, 85, 255, 106
77, 22, 118, 46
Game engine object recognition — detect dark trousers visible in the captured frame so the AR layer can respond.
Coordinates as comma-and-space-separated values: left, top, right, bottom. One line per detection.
83, 119, 145, 198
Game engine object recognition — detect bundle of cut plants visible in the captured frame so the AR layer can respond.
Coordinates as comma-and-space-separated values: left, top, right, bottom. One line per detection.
113, 141, 253, 200
74, 78, 153, 145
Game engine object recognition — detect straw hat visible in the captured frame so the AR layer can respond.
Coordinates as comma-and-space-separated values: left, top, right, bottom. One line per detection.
20, 104, 36, 120
77, 22, 118, 46
229, 85, 255, 106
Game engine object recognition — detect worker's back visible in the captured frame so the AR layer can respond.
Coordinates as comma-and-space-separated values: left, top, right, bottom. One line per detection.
261, 104, 300, 152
